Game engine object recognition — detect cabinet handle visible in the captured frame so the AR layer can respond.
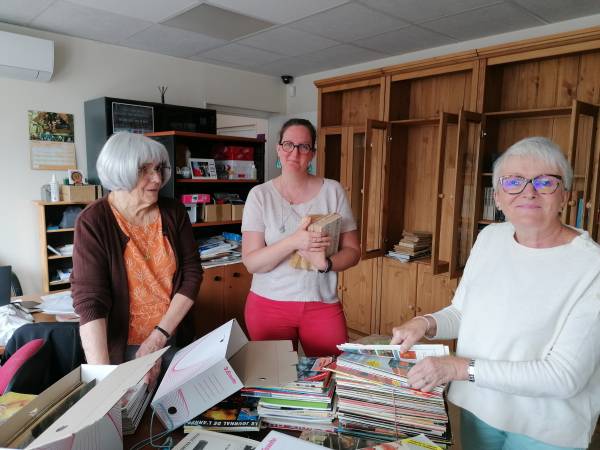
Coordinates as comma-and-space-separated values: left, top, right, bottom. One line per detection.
214, 276, 222, 281
568, 200, 576, 206
232, 272, 241, 278
416, 306, 422, 313
408, 304, 415, 311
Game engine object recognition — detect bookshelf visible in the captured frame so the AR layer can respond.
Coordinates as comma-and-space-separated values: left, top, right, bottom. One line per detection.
35, 200, 92, 292
315, 26, 600, 338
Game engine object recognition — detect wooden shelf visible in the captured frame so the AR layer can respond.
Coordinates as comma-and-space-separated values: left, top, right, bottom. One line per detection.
49, 280, 70, 286
192, 220, 242, 227
390, 117, 440, 126
34, 200, 92, 206
482, 172, 493, 177
176, 179, 258, 184
47, 227, 75, 233
146, 130, 265, 143
485, 106, 572, 119
48, 255, 71, 260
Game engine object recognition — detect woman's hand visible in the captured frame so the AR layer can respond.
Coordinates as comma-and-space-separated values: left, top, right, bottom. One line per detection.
291, 217, 331, 251
407, 356, 470, 392
390, 317, 430, 352
136, 328, 168, 389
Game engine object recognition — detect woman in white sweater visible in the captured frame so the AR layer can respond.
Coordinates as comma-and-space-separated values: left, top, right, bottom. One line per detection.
391, 137, 600, 449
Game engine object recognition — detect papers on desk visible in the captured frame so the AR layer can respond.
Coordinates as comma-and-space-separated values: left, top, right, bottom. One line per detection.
173, 430, 260, 450
39, 290, 77, 315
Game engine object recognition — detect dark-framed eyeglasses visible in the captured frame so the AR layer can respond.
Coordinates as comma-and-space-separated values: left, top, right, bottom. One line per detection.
279, 141, 313, 154
498, 174, 562, 195
139, 163, 171, 178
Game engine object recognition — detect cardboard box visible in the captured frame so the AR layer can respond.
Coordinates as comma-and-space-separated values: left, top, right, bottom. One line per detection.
231, 204, 244, 221
151, 320, 297, 430
0, 349, 166, 450
60, 185, 98, 202
202, 203, 232, 222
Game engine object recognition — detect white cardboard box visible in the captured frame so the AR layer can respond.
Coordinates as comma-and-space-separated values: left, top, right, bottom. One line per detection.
0, 348, 167, 450
151, 319, 297, 430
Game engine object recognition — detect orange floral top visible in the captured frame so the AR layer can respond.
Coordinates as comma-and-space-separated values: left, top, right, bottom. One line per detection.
110, 205, 176, 345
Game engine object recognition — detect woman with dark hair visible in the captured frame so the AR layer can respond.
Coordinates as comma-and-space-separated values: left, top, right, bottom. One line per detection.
241, 118, 360, 356
71, 132, 202, 387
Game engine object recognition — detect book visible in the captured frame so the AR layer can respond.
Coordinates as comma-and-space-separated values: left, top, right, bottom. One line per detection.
0, 392, 36, 425
183, 394, 260, 433
336, 343, 450, 362
289, 213, 342, 270
172, 429, 259, 450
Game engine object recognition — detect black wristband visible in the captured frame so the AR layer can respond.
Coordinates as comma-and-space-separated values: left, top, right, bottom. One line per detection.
318, 257, 333, 274
154, 325, 171, 339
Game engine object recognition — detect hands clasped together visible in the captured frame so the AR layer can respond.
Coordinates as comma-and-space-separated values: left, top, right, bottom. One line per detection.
391, 317, 469, 392
293, 216, 331, 271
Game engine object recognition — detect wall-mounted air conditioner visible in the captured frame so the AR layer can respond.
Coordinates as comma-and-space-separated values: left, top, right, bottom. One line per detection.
0, 30, 54, 82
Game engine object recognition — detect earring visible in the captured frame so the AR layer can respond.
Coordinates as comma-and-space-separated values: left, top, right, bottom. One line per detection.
275, 158, 282, 169
495, 204, 501, 211
307, 162, 313, 174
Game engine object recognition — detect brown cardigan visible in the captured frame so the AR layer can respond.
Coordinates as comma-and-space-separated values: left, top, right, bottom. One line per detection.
71, 196, 203, 363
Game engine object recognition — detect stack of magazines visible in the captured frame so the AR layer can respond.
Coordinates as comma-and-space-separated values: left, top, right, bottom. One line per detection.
241, 356, 337, 432
327, 343, 451, 447
183, 393, 260, 433
120, 381, 153, 435
387, 230, 432, 263
198, 234, 241, 268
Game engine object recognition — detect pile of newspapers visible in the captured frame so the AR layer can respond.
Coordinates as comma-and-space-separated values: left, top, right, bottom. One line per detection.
198, 233, 241, 268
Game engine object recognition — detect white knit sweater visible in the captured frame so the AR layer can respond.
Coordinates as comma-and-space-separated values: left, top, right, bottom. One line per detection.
431, 222, 600, 447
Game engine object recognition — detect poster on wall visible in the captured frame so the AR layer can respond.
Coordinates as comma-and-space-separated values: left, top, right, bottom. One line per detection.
112, 102, 154, 134
28, 110, 76, 170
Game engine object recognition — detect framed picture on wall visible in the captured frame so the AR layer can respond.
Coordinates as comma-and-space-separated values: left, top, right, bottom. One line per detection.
189, 158, 217, 180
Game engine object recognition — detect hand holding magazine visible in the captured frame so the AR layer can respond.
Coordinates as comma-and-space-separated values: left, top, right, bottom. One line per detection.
337, 343, 450, 362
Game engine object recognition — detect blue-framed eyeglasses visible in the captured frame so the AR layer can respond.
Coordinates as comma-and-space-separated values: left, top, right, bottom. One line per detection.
498, 174, 562, 195
279, 141, 313, 154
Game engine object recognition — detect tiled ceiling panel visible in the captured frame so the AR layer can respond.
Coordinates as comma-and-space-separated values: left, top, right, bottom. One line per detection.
290, 2, 408, 42
354, 25, 455, 54
421, 2, 544, 41
196, 43, 283, 67
359, 0, 502, 24
205, 0, 351, 24
237, 27, 339, 57
122, 25, 226, 58
162, 3, 274, 41
511, 0, 600, 22
30, 0, 151, 44
0, 0, 55, 26
64, 0, 201, 23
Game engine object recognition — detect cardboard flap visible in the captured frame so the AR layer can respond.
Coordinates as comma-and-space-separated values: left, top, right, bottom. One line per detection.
229, 340, 297, 389
155, 320, 247, 400
28, 348, 167, 448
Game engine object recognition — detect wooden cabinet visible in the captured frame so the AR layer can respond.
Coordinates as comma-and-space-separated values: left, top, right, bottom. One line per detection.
316, 27, 600, 337
35, 201, 91, 292
193, 263, 251, 338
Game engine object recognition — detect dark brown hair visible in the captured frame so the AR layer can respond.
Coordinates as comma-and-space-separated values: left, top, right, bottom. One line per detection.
279, 118, 316, 150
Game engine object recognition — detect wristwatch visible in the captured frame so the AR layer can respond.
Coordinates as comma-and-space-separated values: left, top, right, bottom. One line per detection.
467, 359, 476, 383
318, 257, 333, 274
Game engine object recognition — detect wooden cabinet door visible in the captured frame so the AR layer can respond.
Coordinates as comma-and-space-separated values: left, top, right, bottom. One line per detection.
223, 263, 252, 335
379, 258, 418, 336
340, 258, 375, 336
194, 266, 224, 337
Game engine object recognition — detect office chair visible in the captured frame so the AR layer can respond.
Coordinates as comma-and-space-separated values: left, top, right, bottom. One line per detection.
2, 322, 84, 393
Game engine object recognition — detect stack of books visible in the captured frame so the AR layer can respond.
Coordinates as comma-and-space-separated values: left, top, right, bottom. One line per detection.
387, 231, 432, 263
198, 233, 242, 268
120, 380, 153, 435
326, 344, 451, 447
289, 214, 342, 270
241, 356, 338, 432
183, 393, 260, 433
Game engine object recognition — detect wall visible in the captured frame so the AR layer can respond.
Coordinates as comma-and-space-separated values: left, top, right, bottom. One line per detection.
0, 22, 285, 294
286, 13, 600, 116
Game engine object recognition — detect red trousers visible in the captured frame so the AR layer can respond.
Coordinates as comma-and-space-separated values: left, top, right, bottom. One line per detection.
244, 291, 348, 357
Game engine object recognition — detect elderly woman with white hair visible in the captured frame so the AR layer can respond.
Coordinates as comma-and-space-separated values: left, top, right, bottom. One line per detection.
71, 132, 202, 386
390, 137, 600, 449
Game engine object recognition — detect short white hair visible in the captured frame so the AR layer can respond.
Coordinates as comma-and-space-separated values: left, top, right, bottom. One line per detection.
96, 132, 170, 191
492, 137, 573, 191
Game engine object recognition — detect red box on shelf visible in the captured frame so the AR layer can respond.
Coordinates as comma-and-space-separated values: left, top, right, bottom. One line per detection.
180, 193, 211, 204
212, 145, 254, 161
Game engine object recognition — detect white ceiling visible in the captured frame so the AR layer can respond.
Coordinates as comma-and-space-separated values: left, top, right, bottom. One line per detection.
1, 0, 600, 77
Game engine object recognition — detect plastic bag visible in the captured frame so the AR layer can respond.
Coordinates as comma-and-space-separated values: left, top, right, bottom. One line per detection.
59, 206, 83, 229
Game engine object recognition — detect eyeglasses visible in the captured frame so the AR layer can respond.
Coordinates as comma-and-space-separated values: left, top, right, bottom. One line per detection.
279, 141, 313, 154
139, 163, 171, 178
498, 174, 562, 195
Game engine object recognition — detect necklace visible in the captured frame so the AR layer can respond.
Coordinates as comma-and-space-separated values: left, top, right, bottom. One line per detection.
275, 177, 313, 233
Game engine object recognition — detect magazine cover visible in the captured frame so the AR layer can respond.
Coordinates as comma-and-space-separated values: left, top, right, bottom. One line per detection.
184, 394, 260, 432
